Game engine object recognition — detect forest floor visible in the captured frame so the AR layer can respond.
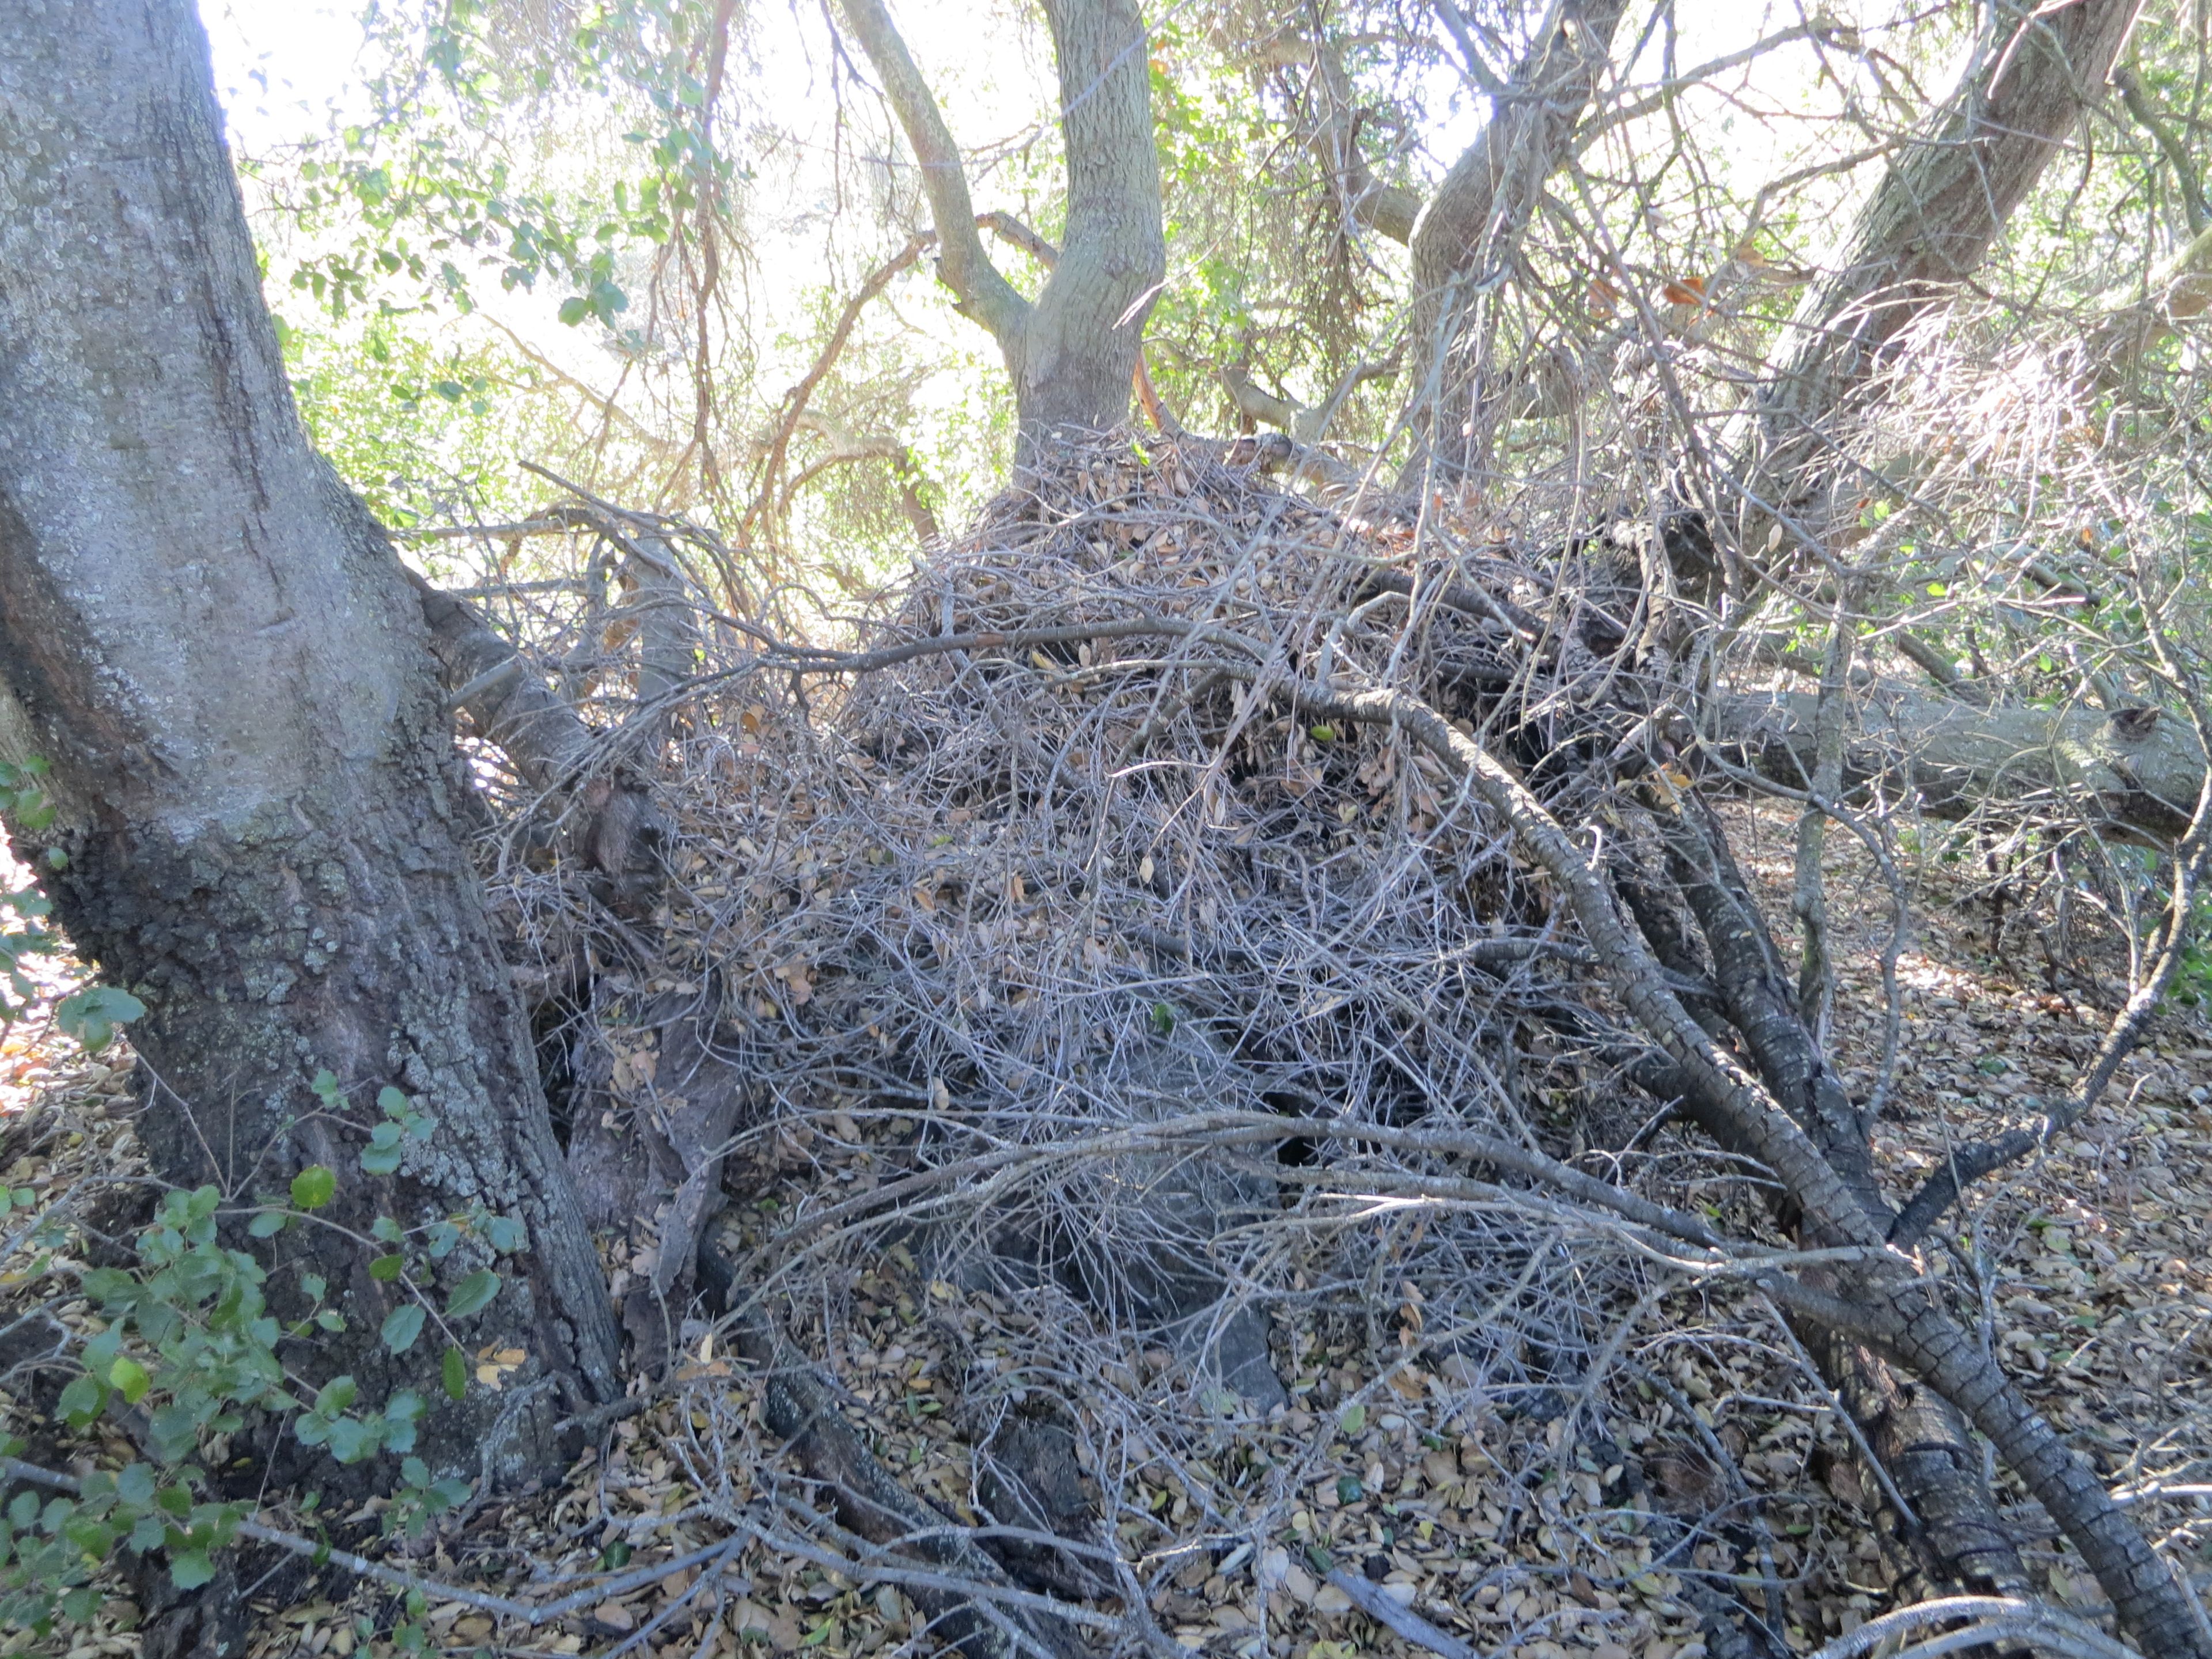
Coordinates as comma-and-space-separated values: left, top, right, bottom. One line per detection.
3, 804, 2212, 1659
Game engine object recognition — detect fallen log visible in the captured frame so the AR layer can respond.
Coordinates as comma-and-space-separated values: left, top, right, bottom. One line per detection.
1722, 683, 2207, 840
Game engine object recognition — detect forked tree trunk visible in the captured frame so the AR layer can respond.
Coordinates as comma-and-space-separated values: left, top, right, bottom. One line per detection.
1014, 0, 1166, 441
837, 0, 1163, 448
0, 0, 620, 1487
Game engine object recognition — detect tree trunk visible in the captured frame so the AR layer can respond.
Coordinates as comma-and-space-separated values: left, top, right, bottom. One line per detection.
1728, 684, 2206, 842
836, 0, 1162, 447
0, 0, 620, 1491
1012, 0, 1165, 443
1751, 0, 2137, 528
1403, 0, 1631, 480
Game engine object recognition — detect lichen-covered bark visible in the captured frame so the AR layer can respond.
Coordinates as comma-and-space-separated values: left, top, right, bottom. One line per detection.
0, 0, 620, 1485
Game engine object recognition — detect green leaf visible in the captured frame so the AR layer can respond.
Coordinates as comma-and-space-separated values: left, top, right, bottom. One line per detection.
558, 295, 589, 326
442, 1346, 467, 1402
313, 1376, 358, 1416
56, 1376, 105, 1429
55, 986, 143, 1052
401, 1456, 431, 1489
108, 1356, 151, 1406
1338, 1402, 1366, 1435
310, 1071, 343, 1108
327, 1417, 376, 1464
116, 1464, 155, 1508
445, 1269, 499, 1319
369, 1253, 404, 1283
301, 1272, 327, 1302
378, 1086, 410, 1118
80, 1268, 135, 1306
290, 1166, 336, 1211
360, 1144, 403, 1176
381, 1304, 426, 1354
169, 1551, 215, 1590
248, 1210, 287, 1238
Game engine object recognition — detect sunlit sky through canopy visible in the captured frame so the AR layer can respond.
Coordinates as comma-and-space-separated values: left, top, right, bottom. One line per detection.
194, 0, 1936, 539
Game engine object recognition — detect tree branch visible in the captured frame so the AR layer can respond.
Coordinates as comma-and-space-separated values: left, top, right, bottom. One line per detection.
1305, 31, 1420, 245
2080, 217, 2212, 388
781, 412, 941, 543
1758, 0, 2139, 499
747, 232, 933, 539
1222, 347, 1403, 444
976, 210, 1060, 269
2113, 62, 2209, 233
1404, 0, 1632, 469
834, 0, 1028, 346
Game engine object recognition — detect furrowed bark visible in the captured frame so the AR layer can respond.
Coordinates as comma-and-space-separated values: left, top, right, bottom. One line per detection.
1809, 1327, 2036, 1604
1761, 1267, 2212, 1657
1635, 809, 2035, 1607
1655, 805, 1888, 1228
0, 0, 621, 1497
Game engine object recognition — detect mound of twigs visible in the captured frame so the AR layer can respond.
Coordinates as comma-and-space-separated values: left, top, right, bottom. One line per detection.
447, 435, 2212, 1658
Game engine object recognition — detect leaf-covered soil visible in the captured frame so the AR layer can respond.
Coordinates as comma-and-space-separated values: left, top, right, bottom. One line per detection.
2, 807, 2210, 1659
